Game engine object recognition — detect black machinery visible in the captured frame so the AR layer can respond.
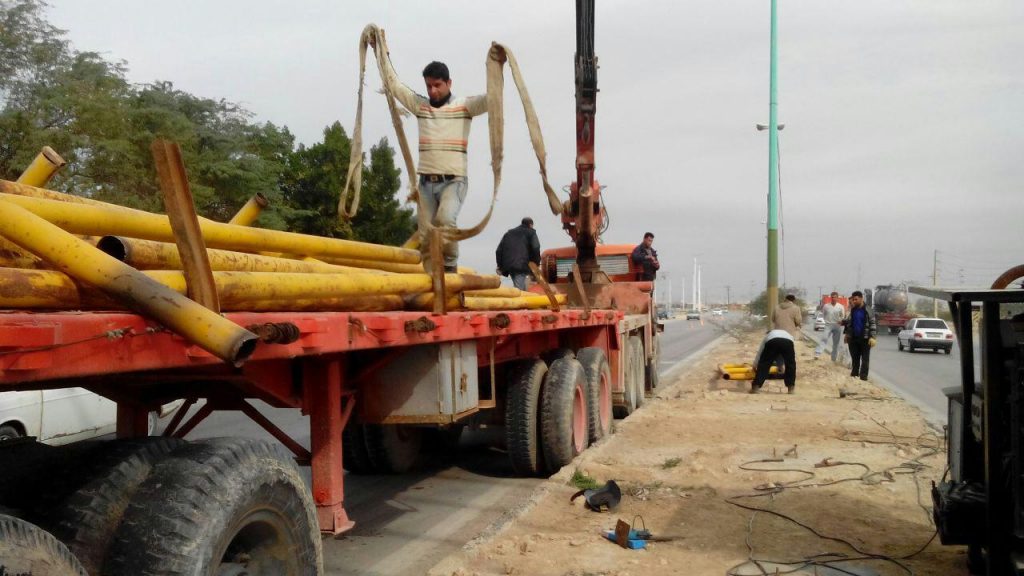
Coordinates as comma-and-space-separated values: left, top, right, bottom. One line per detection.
912, 272, 1024, 575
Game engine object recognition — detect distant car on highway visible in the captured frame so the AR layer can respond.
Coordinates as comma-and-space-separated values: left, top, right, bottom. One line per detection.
686, 310, 701, 320
897, 318, 954, 354
813, 313, 825, 331
711, 309, 725, 317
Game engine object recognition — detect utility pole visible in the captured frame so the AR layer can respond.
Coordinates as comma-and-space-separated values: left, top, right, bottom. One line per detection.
726, 285, 731, 307
764, 0, 781, 324
692, 258, 698, 311
698, 264, 703, 312
681, 275, 686, 311
932, 249, 938, 317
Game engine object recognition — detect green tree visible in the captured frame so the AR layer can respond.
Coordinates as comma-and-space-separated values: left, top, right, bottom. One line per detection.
352, 137, 414, 245
748, 286, 806, 317
280, 121, 353, 238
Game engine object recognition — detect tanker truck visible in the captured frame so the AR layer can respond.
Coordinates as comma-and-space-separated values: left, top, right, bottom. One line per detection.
865, 284, 916, 334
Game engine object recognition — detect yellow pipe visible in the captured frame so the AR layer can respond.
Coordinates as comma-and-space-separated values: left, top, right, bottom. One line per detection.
0, 238, 46, 269
16, 147, 66, 186
228, 193, 269, 226
0, 268, 405, 312
462, 294, 566, 310
97, 237, 390, 275
314, 255, 427, 274
464, 287, 530, 298
0, 199, 258, 364
404, 293, 463, 312
141, 270, 500, 302
0, 192, 422, 264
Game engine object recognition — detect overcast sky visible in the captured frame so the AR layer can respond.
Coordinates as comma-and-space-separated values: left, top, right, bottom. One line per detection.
47, 0, 1024, 304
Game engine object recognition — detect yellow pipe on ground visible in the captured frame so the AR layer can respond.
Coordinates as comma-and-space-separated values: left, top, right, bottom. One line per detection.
141, 270, 500, 302
228, 193, 269, 226
97, 237, 390, 275
0, 199, 258, 364
462, 294, 566, 310
0, 192, 421, 265
16, 147, 66, 186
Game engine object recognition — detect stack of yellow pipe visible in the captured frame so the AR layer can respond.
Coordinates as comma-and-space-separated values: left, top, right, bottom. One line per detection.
0, 148, 561, 317
718, 363, 780, 381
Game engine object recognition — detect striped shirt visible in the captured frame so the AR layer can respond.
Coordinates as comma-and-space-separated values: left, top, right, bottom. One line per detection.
381, 59, 487, 176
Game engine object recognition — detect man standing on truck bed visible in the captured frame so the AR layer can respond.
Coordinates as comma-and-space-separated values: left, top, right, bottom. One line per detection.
631, 232, 660, 281
380, 58, 487, 272
844, 290, 877, 380
496, 217, 541, 290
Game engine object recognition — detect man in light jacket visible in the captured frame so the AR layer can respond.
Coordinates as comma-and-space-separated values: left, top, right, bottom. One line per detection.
772, 294, 803, 339
815, 292, 846, 362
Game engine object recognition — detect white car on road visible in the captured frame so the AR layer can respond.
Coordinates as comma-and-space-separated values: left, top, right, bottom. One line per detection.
0, 389, 176, 444
897, 318, 955, 354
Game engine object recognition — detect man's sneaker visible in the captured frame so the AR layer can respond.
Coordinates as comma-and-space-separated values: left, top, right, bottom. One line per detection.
860, 376, 869, 382
850, 372, 858, 378
787, 386, 795, 395
749, 386, 761, 394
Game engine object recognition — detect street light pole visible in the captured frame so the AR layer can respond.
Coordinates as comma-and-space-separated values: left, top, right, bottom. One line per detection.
765, 0, 781, 324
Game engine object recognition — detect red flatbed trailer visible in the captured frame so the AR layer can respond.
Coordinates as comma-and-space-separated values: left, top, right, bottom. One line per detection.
0, 305, 653, 536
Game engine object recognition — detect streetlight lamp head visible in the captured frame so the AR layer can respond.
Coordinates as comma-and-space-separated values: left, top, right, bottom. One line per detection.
756, 123, 785, 131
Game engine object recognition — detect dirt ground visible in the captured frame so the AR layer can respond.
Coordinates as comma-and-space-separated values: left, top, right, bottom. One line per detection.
429, 327, 967, 576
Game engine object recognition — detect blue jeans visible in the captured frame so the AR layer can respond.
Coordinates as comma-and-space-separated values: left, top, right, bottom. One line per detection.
511, 273, 528, 290
419, 176, 468, 269
816, 324, 844, 361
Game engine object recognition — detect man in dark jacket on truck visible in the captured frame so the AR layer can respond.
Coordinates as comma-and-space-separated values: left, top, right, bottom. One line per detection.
631, 232, 659, 281
844, 290, 878, 381
496, 217, 541, 290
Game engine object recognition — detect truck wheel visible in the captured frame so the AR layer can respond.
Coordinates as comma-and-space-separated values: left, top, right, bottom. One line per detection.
505, 359, 547, 476
41, 438, 184, 576
364, 424, 424, 474
644, 333, 661, 395
541, 347, 575, 364
342, 420, 378, 475
576, 348, 612, 443
0, 423, 23, 442
540, 357, 589, 473
106, 438, 322, 576
0, 514, 86, 575
630, 336, 646, 409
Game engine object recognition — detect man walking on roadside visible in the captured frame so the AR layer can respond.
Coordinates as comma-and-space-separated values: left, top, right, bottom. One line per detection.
772, 294, 803, 339
631, 232, 660, 282
496, 217, 541, 290
750, 329, 797, 394
380, 58, 487, 272
844, 290, 877, 380
816, 292, 846, 362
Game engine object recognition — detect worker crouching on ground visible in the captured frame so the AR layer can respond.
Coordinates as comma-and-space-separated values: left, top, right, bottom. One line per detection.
496, 217, 541, 290
750, 329, 796, 394
381, 59, 487, 272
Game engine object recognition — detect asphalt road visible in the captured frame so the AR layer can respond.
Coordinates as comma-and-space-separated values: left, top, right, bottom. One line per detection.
801, 325, 973, 425
171, 315, 726, 576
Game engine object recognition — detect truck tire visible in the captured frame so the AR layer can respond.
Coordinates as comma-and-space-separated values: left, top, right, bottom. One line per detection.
0, 423, 23, 442
540, 357, 589, 473
364, 424, 424, 474
576, 348, 612, 443
342, 420, 378, 475
505, 359, 547, 476
630, 336, 646, 410
542, 347, 575, 364
644, 333, 661, 395
0, 514, 86, 575
106, 438, 322, 576
41, 438, 183, 576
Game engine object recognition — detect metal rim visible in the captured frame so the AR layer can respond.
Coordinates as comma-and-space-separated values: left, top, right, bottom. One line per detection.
572, 382, 587, 454
598, 369, 612, 432
215, 507, 303, 576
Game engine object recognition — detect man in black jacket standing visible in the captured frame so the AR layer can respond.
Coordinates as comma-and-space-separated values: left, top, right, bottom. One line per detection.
631, 232, 659, 281
496, 217, 541, 290
844, 290, 878, 381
